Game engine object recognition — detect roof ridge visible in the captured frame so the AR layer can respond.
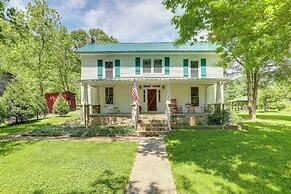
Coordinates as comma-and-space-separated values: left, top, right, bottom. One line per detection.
89, 41, 211, 44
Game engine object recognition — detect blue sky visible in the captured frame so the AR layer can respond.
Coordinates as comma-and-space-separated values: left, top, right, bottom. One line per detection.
9, 0, 179, 42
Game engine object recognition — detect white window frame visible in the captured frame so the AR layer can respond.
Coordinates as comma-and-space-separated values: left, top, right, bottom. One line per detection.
142, 58, 152, 74
103, 61, 115, 79
141, 58, 164, 74
190, 60, 199, 78
188, 59, 201, 78
104, 86, 114, 105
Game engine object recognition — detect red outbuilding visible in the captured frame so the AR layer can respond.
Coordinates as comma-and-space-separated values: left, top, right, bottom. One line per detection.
45, 91, 77, 113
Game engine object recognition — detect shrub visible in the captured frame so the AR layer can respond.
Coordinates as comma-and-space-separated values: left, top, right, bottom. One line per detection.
208, 109, 229, 125
34, 95, 48, 119
229, 110, 243, 125
29, 125, 135, 137
196, 116, 207, 125
53, 95, 70, 116
3, 81, 36, 123
269, 102, 287, 111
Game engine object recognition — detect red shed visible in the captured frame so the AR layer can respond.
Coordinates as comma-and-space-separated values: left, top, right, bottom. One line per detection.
45, 91, 76, 113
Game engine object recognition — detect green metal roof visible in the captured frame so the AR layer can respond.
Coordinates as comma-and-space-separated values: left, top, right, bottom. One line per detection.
77, 42, 220, 53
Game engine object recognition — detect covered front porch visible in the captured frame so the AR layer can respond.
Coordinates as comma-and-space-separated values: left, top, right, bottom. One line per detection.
80, 77, 226, 119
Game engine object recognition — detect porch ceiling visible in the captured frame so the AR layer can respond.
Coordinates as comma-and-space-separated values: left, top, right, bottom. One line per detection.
77, 77, 231, 85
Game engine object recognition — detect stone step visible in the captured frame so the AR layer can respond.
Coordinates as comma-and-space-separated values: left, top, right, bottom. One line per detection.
138, 126, 168, 131
137, 130, 168, 136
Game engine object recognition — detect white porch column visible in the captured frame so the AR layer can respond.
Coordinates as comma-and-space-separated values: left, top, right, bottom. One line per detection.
216, 83, 220, 103
216, 81, 223, 103
81, 83, 89, 124
82, 83, 88, 104
220, 82, 224, 104
166, 83, 171, 101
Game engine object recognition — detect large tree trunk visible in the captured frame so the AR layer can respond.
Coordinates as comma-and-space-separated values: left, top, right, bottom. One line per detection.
246, 72, 259, 120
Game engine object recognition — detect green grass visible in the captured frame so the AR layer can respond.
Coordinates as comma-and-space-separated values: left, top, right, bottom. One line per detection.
165, 111, 291, 194
0, 112, 80, 137
0, 140, 137, 193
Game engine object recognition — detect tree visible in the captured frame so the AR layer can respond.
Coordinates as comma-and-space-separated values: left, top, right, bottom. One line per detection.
52, 26, 80, 92
70, 29, 87, 50
163, 0, 291, 119
53, 95, 70, 116
0, 0, 20, 43
0, 97, 6, 122
3, 81, 36, 123
88, 28, 118, 43
70, 28, 118, 50
34, 95, 48, 119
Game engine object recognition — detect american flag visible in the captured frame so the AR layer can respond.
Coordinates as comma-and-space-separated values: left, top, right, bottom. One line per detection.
132, 79, 139, 102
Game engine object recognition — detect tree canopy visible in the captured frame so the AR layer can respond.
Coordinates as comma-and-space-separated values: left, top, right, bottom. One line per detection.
164, 0, 291, 119
0, 0, 118, 123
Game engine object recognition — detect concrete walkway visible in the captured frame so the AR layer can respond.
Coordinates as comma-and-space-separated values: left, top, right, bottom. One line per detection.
127, 136, 176, 194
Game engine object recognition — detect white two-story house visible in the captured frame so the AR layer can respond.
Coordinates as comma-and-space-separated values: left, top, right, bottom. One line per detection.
77, 42, 226, 119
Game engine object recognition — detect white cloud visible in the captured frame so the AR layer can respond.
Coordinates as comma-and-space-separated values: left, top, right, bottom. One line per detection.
8, 0, 26, 10
82, 0, 178, 42
65, 0, 87, 9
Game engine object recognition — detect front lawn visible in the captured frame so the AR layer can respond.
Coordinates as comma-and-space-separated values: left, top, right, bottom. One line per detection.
0, 140, 137, 193
165, 111, 291, 193
0, 112, 80, 137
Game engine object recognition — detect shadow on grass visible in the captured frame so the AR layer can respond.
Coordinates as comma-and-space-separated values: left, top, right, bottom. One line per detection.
165, 120, 291, 193
67, 170, 129, 194
0, 140, 38, 156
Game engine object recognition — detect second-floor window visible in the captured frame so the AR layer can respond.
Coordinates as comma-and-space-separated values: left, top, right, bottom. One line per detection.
143, 59, 151, 73
143, 59, 163, 73
105, 62, 113, 78
190, 61, 199, 78
154, 59, 162, 73
105, 87, 113, 104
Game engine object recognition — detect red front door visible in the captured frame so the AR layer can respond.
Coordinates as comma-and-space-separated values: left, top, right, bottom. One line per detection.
147, 89, 157, 111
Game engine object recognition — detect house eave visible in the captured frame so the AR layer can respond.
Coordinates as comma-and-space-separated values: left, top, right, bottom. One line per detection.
76, 77, 231, 85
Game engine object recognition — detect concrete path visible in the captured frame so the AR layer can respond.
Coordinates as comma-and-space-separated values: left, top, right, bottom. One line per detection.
127, 136, 176, 194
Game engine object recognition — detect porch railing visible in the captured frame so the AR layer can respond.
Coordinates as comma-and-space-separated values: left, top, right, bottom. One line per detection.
131, 101, 140, 130
165, 100, 172, 131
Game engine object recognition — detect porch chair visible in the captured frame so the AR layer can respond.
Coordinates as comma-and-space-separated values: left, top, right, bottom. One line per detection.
171, 98, 183, 114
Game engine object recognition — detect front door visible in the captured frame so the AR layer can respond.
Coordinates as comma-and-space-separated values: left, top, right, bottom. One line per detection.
147, 89, 157, 111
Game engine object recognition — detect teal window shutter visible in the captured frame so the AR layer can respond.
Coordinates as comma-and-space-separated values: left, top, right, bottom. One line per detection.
98, 59, 103, 79
115, 60, 120, 78
135, 57, 140, 75
165, 57, 170, 75
183, 59, 188, 77
201, 59, 206, 79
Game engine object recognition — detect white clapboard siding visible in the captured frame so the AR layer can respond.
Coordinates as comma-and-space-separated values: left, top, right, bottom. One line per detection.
81, 53, 223, 80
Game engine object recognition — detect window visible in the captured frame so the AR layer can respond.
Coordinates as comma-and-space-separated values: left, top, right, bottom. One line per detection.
154, 59, 162, 73
190, 61, 199, 78
191, 87, 199, 106
105, 62, 113, 78
105, 87, 113, 104
143, 59, 151, 73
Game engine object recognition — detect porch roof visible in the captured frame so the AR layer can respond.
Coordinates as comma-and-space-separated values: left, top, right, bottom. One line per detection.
77, 77, 230, 84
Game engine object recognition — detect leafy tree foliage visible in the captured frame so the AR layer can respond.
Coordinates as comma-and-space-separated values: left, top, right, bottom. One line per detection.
53, 95, 70, 116
0, 97, 6, 122
224, 77, 247, 102
3, 81, 36, 123
88, 28, 118, 43
34, 94, 48, 119
163, 0, 291, 119
70, 28, 118, 50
